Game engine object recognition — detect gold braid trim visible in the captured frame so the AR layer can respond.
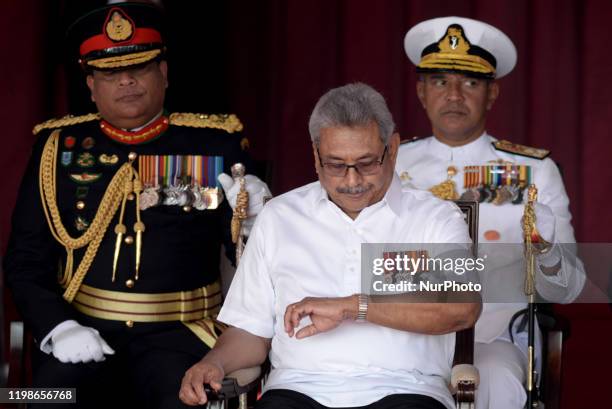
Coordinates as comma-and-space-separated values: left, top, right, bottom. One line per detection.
429, 179, 459, 201
87, 50, 161, 70
231, 179, 249, 243
33, 113, 101, 135
39, 130, 134, 302
169, 113, 244, 133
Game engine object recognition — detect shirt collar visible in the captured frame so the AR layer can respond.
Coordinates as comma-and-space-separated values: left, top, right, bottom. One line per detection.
428, 132, 492, 162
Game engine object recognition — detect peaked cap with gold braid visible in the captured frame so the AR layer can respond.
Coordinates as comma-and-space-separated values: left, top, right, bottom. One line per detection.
404, 16, 517, 79
67, 2, 165, 71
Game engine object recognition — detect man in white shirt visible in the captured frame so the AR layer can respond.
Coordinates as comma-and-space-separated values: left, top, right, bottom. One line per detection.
180, 83, 481, 409
397, 16, 586, 409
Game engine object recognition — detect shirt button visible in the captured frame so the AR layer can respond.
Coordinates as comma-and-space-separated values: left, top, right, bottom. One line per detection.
127, 193, 135, 201
76, 201, 85, 210
125, 279, 135, 288
128, 152, 138, 161
124, 235, 134, 245
125, 320, 134, 328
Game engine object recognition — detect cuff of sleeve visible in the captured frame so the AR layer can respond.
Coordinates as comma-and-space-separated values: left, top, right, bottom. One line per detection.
217, 307, 274, 339
40, 319, 80, 354
536, 244, 568, 286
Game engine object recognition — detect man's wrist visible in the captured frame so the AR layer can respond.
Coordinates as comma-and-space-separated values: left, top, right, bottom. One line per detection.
356, 294, 369, 322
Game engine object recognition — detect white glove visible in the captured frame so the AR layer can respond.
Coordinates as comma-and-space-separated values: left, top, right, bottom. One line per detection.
534, 202, 555, 242
49, 320, 115, 364
534, 203, 561, 268
218, 173, 271, 236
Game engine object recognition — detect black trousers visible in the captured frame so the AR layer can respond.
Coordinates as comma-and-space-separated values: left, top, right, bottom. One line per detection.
30, 321, 210, 409
256, 389, 447, 409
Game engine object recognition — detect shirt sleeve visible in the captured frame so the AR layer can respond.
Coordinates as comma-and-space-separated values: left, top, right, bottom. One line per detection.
533, 159, 586, 302
217, 206, 276, 338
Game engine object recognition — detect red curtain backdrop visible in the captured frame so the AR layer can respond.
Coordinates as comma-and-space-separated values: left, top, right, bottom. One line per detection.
2, 1, 611, 407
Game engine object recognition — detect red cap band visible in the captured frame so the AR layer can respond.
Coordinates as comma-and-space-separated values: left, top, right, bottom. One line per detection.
80, 27, 161, 57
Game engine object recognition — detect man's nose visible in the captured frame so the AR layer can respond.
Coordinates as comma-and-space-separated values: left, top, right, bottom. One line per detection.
344, 166, 364, 186
446, 81, 464, 102
117, 71, 136, 86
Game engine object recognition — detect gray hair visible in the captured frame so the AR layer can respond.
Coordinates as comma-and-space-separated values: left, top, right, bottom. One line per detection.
308, 82, 395, 146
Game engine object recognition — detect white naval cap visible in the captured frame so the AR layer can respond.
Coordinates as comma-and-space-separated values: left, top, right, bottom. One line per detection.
404, 16, 517, 79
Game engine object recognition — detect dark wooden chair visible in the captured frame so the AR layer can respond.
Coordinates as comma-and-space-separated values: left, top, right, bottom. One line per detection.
451, 201, 480, 409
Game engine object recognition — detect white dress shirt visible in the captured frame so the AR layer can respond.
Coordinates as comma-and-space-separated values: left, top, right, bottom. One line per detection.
218, 175, 471, 408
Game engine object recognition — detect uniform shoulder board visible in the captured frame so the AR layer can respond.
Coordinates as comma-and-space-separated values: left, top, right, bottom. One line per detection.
32, 113, 101, 135
168, 113, 243, 134
400, 136, 423, 145
492, 139, 550, 159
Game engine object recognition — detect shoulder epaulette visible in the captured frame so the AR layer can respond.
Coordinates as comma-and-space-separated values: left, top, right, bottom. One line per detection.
400, 136, 423, 145
492, 139, 550, 160
168, 113, 243, 134
32, 113, 101, 135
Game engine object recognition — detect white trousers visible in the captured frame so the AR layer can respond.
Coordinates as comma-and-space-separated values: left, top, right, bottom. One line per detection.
474, 340, 527, 409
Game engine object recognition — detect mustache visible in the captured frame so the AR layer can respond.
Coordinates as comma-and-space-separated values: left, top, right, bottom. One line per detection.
116, 91, 145, 101
441, 104, 468, 114
336, 184, 373, 194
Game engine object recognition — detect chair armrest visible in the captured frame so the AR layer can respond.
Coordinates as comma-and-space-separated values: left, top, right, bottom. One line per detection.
204, 366, 261, 400
451, 363, 479, 404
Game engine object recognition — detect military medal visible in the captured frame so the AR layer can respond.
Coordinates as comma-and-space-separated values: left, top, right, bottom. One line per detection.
61, 151, 73, 166
69, 172, 102, 183
76, 152, 95, 167
138, 154, 225, 210
202, 187, 223, 210
64, 136, 76, 149
192, 186, 210, 210
139, 187, 161, 210
82, 137, 95, 150
459, 188, 480, 202
99, 153, 119, 165
492, 185, 513, 205
462, 163, 532, 205
76, 186, 89, 199
75, 216, 90, 232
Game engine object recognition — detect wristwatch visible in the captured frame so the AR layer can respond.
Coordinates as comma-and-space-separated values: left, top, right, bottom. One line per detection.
357, 293, 369, 322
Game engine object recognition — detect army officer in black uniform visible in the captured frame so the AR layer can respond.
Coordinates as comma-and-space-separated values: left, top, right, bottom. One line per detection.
3, 3, 270, 408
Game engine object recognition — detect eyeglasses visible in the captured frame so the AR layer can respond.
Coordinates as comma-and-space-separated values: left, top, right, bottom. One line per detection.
317, 146, 388, 177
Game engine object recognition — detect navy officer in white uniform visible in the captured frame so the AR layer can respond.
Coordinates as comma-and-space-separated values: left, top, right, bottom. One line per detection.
397, 16, 586, 409
180, 83, 482, 409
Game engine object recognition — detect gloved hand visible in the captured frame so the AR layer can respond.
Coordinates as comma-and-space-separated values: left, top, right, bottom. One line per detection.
218, 173, 271, 236
50, 320, 115, 364
534, 203, 561, 269
534, 202, 555, 242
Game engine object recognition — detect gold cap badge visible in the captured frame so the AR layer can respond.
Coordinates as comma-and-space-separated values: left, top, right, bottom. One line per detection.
105, 10, 134, 42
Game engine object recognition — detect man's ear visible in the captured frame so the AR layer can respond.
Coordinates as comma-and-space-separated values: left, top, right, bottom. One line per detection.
312, 142, 320, 175
416, 80, 426, 109
159, 60, 169, 88
388, 132, 401, 163
86, 75, 95, 102
486, 81, 499, 110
